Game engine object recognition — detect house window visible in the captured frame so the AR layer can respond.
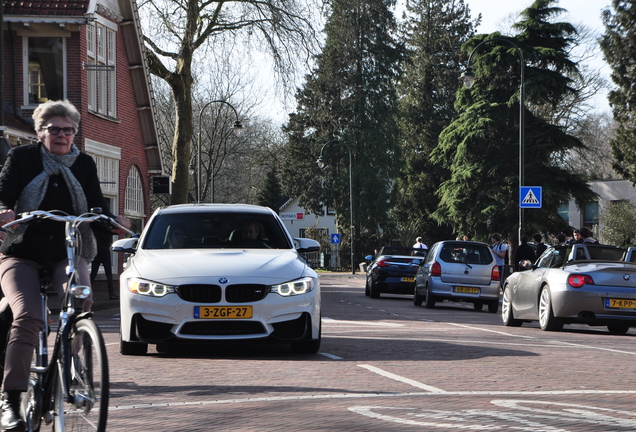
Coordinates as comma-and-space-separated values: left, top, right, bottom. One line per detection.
85, 139, 121, 211
87, 21, 117, 117
583, 201, 599, 227
125, 167, 145, 217
25, 37, 66, 105
557, 202, 569, 224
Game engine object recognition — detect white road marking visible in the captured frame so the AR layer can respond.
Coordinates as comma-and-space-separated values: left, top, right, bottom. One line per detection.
358, 364, 447, 393
319, 352, 343, 360
108, 389, 636, 411
322, 317, 404, 327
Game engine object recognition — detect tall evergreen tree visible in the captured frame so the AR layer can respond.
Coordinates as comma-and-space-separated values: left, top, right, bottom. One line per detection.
600, 1, 636, 183
391, 0, 479, 244
281, 0, 405, 258
432, 0, 596, 247
257, 168, 284, 210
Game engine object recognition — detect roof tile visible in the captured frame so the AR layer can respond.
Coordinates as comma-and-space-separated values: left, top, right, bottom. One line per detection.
4, 0, 92, 16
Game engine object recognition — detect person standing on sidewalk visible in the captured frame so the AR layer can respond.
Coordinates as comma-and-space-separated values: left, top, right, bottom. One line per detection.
90, 229, 117, 300
490, 233, 508, 286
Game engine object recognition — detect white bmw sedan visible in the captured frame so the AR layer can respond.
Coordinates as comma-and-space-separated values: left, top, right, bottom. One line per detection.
112, 204, 321, 355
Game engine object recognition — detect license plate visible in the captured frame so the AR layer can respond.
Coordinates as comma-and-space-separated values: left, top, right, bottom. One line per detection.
606, 299, 636, 309
194, 306, 253, 319
455, 286, 479, 294
401, 277, 415, 283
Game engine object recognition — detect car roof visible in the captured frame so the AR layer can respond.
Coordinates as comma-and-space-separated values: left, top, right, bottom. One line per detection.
435, 240, 490, 247
154, 203, 277, 216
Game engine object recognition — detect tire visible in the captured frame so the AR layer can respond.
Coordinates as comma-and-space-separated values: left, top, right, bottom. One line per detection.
487, 300, 499, 314
538, 287, 563, 331
413, 287, 423, 306
369, 279, 381, 299
54, 318, 109, 432
501, 286, 522, 327
474, 301, 483, 311
364, 279, 370, 297
424, 287, 436, 309
22, 368, 43, 432
120, 329, 148, 356
291, 320, 321, 354
607, 322, 630, 335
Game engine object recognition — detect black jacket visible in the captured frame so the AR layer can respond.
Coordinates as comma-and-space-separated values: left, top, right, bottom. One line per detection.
0, 143, 112, 265
514, 243, 536, 271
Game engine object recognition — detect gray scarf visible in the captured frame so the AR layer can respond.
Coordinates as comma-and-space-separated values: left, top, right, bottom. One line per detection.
14, 144, 97, 260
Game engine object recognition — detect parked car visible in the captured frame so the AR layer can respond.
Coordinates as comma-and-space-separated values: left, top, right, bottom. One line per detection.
365, 246, 427, 298
502, 243, 636, 334
112, 204, 321, 355
414, 240, 501, 313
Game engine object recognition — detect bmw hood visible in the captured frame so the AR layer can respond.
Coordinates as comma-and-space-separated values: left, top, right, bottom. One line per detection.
124, 249, 312, 285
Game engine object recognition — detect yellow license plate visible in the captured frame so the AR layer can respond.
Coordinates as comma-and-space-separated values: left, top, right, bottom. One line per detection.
401, 277, 415, 282
455, 286, 479, 294
606, 299, 636, 309
194, 306, 253, 319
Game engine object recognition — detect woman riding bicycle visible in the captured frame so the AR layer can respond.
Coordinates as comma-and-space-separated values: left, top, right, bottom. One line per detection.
0, 100, 130, 431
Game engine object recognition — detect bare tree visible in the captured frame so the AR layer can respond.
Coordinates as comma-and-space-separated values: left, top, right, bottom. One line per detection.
139, 0, 320, 204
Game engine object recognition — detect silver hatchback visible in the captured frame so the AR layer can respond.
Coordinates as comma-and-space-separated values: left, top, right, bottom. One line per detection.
414, 240, 501, 313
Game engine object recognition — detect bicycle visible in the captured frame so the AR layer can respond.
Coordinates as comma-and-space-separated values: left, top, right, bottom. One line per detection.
0, 209, 133, 432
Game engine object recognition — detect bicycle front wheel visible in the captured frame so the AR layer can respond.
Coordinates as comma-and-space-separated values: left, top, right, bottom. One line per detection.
53, 318, 109, 432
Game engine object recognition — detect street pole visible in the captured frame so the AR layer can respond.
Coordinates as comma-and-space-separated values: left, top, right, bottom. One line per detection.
197, 100, 243, 203
459, 37, 525, 244
316, 140, 355, 275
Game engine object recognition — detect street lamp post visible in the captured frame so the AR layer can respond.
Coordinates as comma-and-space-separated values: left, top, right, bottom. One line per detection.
459, 37, 525, 244
316, 140, 355, 275
197, 100, 243, 203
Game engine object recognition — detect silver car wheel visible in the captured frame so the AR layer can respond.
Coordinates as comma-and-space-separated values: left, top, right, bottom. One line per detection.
502, 286, 522, 326
538, 288, 550, 328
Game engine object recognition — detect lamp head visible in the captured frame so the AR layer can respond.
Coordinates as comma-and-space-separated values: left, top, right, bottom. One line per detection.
232, 121, 244, 137
316, 156, 326, 170
459, 67, 477, 89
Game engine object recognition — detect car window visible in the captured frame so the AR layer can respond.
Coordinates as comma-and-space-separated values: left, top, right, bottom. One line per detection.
439, 243, 493, 264
142, 212, 292, 250
424, 244, 439, 264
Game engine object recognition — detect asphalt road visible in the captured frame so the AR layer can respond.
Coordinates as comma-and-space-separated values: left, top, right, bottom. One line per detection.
90, 273, 636, 431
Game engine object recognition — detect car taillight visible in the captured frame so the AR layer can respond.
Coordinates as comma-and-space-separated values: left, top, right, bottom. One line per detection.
568, 274, 594, 288
431, 261, 441, 277
491, 265, 500, 281
377, 259, 390, 267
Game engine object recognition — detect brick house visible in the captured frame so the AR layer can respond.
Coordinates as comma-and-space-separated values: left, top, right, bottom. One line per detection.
2, 0, 165, 271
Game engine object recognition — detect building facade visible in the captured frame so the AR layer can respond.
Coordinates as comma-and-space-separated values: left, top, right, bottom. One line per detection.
2, 0, 165, 271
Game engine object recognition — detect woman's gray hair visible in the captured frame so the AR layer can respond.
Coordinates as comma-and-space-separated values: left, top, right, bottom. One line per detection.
32, 100, 81, 132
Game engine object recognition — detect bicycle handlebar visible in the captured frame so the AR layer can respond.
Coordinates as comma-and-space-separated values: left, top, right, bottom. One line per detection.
1, 210, 135, 236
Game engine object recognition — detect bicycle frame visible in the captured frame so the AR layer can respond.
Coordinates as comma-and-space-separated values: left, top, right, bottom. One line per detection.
1, 209, 133, 431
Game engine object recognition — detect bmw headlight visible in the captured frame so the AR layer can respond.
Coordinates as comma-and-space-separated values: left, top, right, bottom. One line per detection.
127, 278, 176, 297
270, 277, 314, 297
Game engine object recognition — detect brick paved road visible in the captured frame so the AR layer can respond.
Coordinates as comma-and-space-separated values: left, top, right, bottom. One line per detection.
91, 273, 636, 431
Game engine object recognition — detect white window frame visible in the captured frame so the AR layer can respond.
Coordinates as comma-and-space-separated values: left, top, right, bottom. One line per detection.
86, 18, 118, 118
125, 167, 145, 218
85, 139, 121, 199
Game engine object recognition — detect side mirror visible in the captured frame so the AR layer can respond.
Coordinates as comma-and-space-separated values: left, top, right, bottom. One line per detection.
112, 238, 137, 254
293, 238, 320, 253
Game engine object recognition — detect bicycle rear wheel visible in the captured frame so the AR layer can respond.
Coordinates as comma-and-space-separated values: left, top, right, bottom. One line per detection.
53, 318, 109, 432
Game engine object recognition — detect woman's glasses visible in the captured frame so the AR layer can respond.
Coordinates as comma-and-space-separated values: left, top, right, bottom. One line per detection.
43, 126, 76, 136
172, 233, 187, 238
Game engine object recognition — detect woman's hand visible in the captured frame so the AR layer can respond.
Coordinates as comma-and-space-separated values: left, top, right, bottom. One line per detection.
112, 215, 131, 236
0, 209, 16, 241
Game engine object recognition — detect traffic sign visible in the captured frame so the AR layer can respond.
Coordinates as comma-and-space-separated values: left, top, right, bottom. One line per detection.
520, 186, 542, 208
331, 233, 341, 244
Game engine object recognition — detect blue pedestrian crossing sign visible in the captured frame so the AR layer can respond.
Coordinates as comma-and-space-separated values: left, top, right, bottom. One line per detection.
520, 186, 542, 208
331, 233, 341, 244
